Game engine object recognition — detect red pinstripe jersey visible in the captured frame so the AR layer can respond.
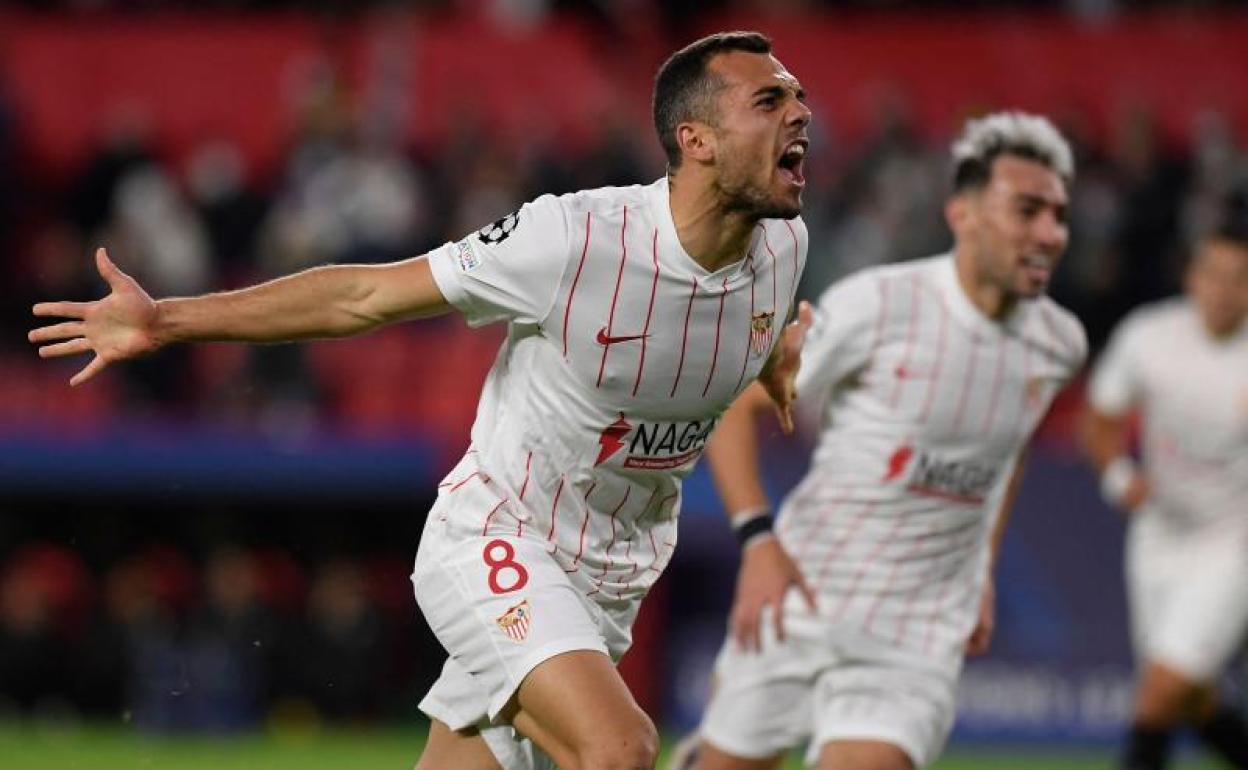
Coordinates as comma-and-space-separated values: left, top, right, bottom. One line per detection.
1090, 298, 1248, 526
780, 255, 1086, 658
427, 178, 808, 601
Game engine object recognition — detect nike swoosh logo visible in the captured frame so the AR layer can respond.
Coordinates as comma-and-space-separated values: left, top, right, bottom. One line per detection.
596, 327, 650, 346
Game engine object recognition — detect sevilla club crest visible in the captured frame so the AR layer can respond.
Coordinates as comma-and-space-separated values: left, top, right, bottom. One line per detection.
495, 599, 532, 642
749, 311, 775, 358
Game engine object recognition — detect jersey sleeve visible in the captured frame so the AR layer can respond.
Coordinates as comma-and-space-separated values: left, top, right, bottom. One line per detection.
1088, 313, 1143, 416
426, 194, 572, 327
794, 270, 882, 400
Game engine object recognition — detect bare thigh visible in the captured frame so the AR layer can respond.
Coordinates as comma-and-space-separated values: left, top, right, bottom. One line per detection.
508, 649, 658, 770
816, 740, 914, 770
415, 719, 503, 770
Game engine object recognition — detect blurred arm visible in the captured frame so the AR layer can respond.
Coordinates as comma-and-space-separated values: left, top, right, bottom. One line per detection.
1081, 404, 1149, 513
706, 381, 773, 516
1080, 406, 1133, 476
988, 450, 1028, 572
967, 449, 1028, 656
707, 381, 816, 650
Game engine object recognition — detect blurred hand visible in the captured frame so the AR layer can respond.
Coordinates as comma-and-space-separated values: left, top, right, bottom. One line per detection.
965, 580, 995, 657
1120, 474, 1151, 514
731, 536, 816, 652
758, 300, 813, 435
29, 247, 162, 386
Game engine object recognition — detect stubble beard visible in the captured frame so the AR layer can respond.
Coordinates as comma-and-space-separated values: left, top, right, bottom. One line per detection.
715, 164, 799, 221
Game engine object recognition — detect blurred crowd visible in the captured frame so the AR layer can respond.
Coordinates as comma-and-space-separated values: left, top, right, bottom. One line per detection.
7, 0, 1248, 21
4, 62, 1246, 436
0, 539, 425, 727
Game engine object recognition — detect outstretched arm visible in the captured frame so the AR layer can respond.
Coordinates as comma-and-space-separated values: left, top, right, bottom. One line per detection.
30, 247, 451, 386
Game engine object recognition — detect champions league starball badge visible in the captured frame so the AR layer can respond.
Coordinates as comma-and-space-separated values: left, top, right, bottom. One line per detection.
478, 211, 521, 245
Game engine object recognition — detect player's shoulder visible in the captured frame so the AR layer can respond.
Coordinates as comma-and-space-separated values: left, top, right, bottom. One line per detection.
832, 254, 944, 297
1113, 296, 1190, 337
809, 257, 920, 317
553, 181, 657, 219
1032, 294, 1088, 369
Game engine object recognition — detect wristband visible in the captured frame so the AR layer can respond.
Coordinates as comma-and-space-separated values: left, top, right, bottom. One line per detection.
1100, 456, 1138, 507
730, 507, 774, 549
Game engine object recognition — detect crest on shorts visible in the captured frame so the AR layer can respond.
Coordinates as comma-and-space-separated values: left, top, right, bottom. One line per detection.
749, 311, 775, 358
495, 599, 532, 642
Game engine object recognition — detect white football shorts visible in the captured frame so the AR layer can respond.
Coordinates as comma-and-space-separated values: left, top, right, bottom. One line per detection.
1126, 511, 1248, 682
412, 491, 640, 770
698, 589, 960, 769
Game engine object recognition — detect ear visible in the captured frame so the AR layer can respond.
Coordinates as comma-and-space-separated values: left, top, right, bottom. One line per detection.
945, 194, 972, 236
676, 121, 716, 165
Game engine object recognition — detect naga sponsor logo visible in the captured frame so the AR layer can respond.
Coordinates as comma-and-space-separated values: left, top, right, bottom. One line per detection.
595, 413, 718, 470
883, 443, 998, 504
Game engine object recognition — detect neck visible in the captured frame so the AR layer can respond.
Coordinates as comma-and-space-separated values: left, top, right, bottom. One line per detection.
953, 246, 1017, 321
1204, 315, 1245, 341
667, 172, 758, 272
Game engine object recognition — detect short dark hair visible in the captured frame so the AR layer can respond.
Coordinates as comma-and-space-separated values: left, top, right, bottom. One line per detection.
653, 31, 772, 170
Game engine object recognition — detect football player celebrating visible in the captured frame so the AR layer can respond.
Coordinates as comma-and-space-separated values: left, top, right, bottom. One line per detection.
30, 31, 813, 770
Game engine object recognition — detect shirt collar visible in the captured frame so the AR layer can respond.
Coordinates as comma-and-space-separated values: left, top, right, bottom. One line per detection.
935, 253, 1030, 336
646, 177, 762, 283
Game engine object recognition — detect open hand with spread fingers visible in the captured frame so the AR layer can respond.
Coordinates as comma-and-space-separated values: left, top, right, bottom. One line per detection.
28, 247, 162, 386
757, 299, 814, 434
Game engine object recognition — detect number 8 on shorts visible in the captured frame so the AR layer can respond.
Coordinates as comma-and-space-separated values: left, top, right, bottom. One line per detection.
483, 538, 529, 594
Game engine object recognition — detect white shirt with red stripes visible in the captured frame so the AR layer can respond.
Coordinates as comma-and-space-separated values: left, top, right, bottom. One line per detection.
427, 177, 808, 602
1089, 298, 1248, 528
780, 255, 1085, 659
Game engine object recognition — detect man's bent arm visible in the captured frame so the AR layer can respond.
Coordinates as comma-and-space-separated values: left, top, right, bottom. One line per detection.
1080, 407, 1133, 476
988, 449, 1028, 572
706, 382, 773, 517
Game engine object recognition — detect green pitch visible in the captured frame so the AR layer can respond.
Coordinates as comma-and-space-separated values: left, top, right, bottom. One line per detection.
0, 723, 1220, 769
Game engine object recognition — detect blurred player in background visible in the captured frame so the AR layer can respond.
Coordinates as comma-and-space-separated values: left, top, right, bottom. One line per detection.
29, 31, 813, 770
674, 112, 1087, 770
1083, 203, 1248, 770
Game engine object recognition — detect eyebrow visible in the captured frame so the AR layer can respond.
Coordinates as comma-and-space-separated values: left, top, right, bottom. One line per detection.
1015, 192, 1067, 208
752, 84, 806, 101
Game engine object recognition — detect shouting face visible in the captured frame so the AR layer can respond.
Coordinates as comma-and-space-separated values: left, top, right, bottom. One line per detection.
699, 51, 812, 220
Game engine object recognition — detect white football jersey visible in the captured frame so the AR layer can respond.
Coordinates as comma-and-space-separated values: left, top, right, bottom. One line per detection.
427, 178, 808, 603
777, 255, 1085, 659
1089, 298, 1248, 527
